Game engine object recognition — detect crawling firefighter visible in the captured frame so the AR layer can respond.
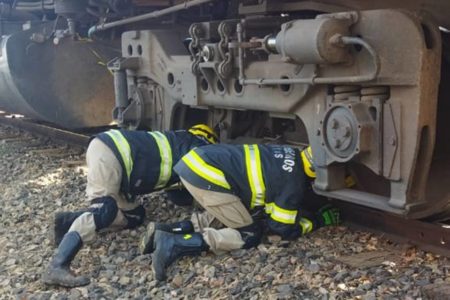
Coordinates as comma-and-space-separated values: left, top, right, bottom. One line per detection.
42, 124, 218, 287
140, 144, 341, 281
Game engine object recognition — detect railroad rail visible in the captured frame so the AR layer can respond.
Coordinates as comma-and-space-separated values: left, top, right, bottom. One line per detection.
339, 202, 450, 257
0, 113, 94, 147
2, 113, 450, 258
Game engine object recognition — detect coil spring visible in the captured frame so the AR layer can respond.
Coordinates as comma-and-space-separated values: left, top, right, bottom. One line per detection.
333, 85, 361, 101
333, 86, 390, 101
361, 86, 390, 101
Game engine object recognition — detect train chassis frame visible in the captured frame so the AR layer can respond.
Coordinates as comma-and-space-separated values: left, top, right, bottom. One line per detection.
106, 7, 450, 219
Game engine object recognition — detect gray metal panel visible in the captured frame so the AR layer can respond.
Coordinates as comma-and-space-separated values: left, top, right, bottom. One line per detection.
0, 26, 119, 128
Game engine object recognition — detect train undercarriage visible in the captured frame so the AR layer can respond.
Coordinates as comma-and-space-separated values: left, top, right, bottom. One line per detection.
0, 0, 449, 219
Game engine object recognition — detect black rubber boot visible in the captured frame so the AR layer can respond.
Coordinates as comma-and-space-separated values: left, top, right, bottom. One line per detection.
54, 211, 86, 247
140, 220, 194, 254
152, 230, 208, 281
42, 231, 90, 287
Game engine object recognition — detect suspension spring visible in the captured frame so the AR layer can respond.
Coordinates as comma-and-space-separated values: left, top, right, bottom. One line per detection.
360, 86, 390, 101
333, 85, 361, 101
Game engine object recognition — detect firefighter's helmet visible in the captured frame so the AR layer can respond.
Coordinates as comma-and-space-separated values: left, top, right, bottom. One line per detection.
301, 146, 316, 178
188, 124, 218, 144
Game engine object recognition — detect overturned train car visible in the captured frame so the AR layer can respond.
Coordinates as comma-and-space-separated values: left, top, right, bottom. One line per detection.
1, 0, 450, 219
0, 0, 120, 128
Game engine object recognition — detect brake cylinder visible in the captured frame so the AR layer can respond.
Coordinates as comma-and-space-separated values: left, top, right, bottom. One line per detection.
267, 17, 352, 64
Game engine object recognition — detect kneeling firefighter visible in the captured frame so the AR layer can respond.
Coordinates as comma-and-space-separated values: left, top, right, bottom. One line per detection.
140, 144, 341, 281
42, 124, 218, 287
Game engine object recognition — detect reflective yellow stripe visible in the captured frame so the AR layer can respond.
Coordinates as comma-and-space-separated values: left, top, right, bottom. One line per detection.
299, 217, 313, 235
244, 145, 266, 209
182, 150, 231, 190
148, 131, 173, 189
105, 130, 133, 181
265, 202, 297, 224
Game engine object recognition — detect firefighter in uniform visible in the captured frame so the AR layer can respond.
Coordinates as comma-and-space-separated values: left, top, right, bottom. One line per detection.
42, 124, 218, 287
140, 144, 340, 281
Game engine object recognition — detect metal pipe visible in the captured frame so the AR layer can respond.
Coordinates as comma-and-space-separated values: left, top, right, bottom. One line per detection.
236, 23, 244, 83
239, 36, 380, 85
113, 70, 128, 110
88, 0, 215, 37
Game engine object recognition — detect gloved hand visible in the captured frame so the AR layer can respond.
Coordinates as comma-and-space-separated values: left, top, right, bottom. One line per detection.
317, 205, 340, 227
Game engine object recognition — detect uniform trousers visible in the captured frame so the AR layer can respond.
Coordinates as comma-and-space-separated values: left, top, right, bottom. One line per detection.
68, 138, 143, 243
181, 178, 254, 254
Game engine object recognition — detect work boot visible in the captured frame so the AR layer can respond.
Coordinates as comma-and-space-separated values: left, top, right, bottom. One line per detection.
152, 230, 209, 281
140, 220, 194, 254
42, 231, 90, 287
54, 211, 86, 247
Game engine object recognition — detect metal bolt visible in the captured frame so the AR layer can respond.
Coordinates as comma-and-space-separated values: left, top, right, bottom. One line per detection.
389, 136, 396, 146
331, 118, 339, 129
334, 139, 342, 149
201, 45, 214, 62
344, 126, 351, 137
316, 129, 321, 136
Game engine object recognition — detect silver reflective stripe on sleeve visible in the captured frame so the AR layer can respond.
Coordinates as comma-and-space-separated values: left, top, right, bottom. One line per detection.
265, 202, 298, 225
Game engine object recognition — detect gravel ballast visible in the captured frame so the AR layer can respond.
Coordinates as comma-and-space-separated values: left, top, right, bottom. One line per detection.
1, 124, 449, 299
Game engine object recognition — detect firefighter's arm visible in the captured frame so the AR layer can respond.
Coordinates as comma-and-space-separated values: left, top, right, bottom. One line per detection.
266, 207, 320, 240
267, 207, 340, 239
267, 217, 300, 240
294, 206, 341, 238
265, 191, 303, 239
266, 192, 340, 239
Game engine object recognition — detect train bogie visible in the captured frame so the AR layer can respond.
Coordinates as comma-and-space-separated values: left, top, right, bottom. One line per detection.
112, 3, 450, 218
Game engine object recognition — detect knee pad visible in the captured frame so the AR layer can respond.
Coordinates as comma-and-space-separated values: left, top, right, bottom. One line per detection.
90, 196, 119, 230
237, 223, 263, 249
123, 205, 146, 229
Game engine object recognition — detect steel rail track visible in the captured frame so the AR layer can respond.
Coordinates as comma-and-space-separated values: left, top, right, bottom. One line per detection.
0, 114, 92, 147
339, 202, 450, 257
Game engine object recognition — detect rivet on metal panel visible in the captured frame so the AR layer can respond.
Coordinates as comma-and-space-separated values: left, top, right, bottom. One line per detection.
389, 136, 396, 146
